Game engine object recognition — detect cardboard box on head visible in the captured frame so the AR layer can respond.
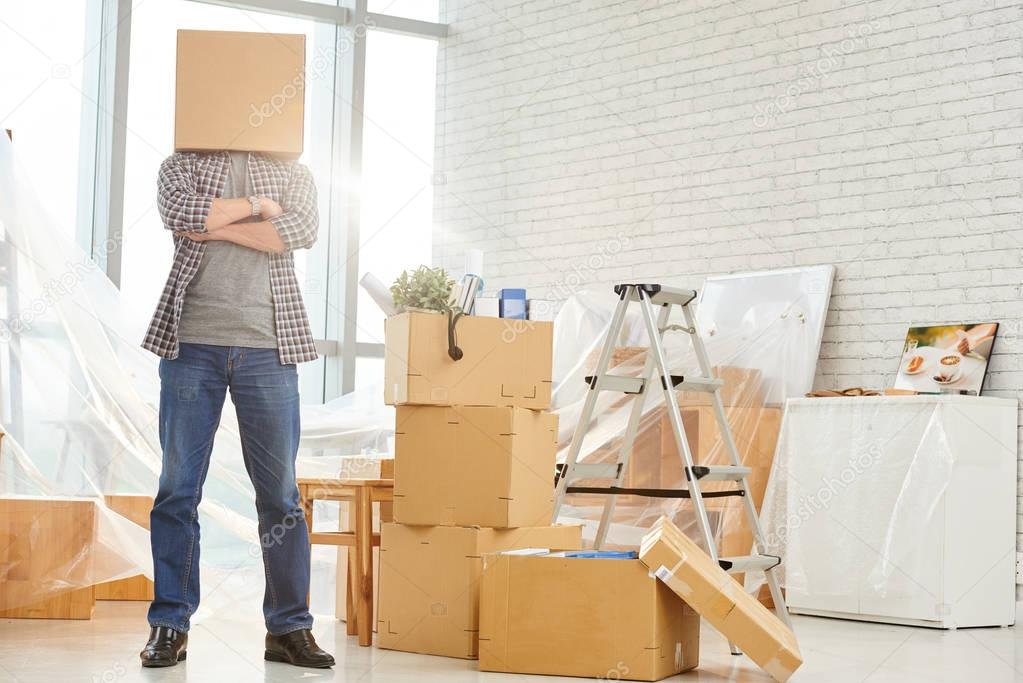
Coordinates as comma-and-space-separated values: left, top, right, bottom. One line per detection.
175, 30, 305, 156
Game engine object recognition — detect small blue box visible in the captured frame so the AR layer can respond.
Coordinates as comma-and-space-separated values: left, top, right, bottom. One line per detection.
499, 288, 527, 320
563, 550, 638, 560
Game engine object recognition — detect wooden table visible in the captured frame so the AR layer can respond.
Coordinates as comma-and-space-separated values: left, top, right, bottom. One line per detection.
297, 478, 393, 647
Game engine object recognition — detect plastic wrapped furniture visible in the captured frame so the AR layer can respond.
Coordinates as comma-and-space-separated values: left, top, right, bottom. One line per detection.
756, 394, 1018, 628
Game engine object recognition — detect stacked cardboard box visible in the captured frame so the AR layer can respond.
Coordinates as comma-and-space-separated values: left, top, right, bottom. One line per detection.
479, 552, 701, 681
377, 311, 582, 658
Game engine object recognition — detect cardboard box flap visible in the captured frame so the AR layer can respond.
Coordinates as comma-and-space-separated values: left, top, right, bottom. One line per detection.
639, 516, 802, 682
475, 525, 582, 556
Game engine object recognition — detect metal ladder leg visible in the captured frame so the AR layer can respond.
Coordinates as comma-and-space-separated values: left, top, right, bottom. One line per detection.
682, 301, 794, 631
636, 293, 718, 562
552, 293, 631, 522
593, 303, 672, 549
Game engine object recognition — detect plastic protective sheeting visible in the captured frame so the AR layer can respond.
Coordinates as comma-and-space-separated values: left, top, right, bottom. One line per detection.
549, 270, 833, 553
752, 397, 962, 601
696, 265, 834, 400
0, 133, 393, 616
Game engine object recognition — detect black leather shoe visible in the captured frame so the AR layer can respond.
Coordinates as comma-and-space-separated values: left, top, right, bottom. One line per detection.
140, 626, 187, 668
265, 629, 335, 668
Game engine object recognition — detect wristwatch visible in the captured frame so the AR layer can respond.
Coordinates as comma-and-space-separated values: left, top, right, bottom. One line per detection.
248, 196, 261, 217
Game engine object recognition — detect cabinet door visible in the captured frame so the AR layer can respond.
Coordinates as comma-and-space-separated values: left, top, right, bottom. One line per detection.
940, 404, 1017, 627
857, 497, 944, 623
781, 408, 875, 616
783, 402, 944, 620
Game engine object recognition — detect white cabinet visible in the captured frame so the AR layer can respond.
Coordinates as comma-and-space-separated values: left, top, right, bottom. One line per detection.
760, 395, 1018, 629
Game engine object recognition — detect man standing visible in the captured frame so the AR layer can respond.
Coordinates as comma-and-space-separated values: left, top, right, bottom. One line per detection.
139, 149, 333, 669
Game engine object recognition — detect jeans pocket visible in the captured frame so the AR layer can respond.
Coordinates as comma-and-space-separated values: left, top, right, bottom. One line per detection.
177, 385, 199, 401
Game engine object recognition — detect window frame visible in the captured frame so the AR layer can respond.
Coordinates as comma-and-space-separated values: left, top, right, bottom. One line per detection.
80, 0, 445, 400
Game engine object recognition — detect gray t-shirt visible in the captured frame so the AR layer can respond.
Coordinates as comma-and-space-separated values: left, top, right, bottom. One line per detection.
177, 151, 277, 348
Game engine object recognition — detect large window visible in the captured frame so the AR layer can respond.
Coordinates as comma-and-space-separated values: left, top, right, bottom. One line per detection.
0, 3, 92, 237
65, 0, 445, 402
368, 0, 439, 22
355, 30, 437, 353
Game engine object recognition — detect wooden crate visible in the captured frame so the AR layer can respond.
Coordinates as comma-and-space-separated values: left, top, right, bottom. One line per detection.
0, 498, 97, 619
94, 495, 154, 601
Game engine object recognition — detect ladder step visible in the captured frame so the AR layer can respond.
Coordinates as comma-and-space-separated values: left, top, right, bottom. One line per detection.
584, 374, 645, 394
687, 465, 752, 482
564, 462, 622, 481
673, 377, 724, 393
613, 283, 698, 307
718, 555, 781, 574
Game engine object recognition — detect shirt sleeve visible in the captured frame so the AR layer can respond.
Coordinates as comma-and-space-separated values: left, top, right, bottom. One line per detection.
156, 154, 214, 234
269, 163, 319, 251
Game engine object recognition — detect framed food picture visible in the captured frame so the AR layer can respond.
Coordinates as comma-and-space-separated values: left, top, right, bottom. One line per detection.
893, 323, 998, 395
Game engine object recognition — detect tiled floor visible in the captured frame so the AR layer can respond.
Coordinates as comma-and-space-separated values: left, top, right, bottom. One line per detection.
1, 602, 1021, 682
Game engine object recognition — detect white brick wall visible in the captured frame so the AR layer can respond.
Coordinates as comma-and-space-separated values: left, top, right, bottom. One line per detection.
433, 0, 1023, 574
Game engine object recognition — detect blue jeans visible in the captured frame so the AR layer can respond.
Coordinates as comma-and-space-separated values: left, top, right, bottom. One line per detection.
147, 343, 312, 636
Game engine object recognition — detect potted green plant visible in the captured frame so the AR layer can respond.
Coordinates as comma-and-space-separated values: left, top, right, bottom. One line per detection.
390, 266, 456, 314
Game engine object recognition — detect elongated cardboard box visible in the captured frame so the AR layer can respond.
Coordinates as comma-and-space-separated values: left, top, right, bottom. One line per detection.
376, 523, 582, 658
384, 312, 553, 409
175, 30, 305, 155
479, 554, 700, 681
639, 516, 802, 682
394, 405, 557, 527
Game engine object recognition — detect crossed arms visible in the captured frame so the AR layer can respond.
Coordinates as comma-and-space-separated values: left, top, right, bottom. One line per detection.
156, 154, 318, 254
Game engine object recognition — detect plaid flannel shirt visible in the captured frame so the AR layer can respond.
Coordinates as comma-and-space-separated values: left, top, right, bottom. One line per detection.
142, 151, 319, 364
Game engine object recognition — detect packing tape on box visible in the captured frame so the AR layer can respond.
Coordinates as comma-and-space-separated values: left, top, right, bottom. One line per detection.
715, 575, 739, 598
763, 656, 788, 682
651, 560, 690, 594
706, 574, 741, 619
674, 641, 682, 669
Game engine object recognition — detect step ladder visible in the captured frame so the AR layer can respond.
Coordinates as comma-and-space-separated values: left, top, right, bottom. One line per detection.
552, 283, 793, 647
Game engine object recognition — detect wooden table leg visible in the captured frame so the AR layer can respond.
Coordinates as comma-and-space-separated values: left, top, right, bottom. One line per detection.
346, 548, 358, 635
354, 487, 373, 646
299, 485, 313, 608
